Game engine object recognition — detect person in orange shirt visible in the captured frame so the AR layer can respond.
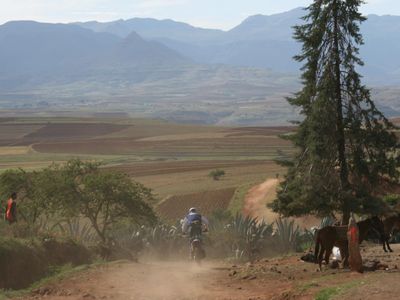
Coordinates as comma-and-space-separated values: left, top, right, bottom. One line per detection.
4, 192, 17, 224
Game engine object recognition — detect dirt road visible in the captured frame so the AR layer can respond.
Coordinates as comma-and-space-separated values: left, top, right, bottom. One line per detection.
18, 244, 400, 300
20, 261, 289, 300
243, 178, 279, 222
243, 178, 319, 228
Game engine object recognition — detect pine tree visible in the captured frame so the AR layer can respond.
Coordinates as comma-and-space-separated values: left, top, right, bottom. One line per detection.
270, 0, 400, 224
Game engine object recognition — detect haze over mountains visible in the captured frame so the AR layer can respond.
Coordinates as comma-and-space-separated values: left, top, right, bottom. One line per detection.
0, 8, 399, 125
78, 7, 400, 84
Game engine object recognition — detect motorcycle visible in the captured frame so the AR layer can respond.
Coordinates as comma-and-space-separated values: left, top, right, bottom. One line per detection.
190, 235, 206, 264
180, 218, 207, 264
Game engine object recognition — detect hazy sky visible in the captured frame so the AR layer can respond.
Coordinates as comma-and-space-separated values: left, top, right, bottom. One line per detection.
1, 0, 399, 30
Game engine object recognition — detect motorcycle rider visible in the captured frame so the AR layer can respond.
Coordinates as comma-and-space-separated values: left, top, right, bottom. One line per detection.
182, 207, 209, 238
181, 207, 209, 260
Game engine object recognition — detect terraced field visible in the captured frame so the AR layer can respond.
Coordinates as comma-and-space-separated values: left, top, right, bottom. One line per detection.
0, 117, 290, 212
156, 188, 236, 221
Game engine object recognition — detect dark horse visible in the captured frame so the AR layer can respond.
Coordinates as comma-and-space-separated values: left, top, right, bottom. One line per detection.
314, 216, 385, 270
381, 214, 400, 252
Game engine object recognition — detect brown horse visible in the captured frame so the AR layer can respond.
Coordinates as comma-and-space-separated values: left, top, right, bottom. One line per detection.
314, 216, 385, 270
381, 214, 400, 252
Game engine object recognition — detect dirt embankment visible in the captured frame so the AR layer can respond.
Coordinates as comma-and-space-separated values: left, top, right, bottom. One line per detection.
0, 238, 91, 290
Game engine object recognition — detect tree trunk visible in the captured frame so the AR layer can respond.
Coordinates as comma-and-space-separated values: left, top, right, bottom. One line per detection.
342, 209, 350, 226
333, 1, 350, 225
347, 216, 363, 273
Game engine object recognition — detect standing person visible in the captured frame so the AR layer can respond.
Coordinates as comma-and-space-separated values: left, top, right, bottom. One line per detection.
4, 192, 17, 224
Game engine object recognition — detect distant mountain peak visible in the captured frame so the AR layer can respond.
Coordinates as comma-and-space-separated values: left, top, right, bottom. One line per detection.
123, 31, 144, 43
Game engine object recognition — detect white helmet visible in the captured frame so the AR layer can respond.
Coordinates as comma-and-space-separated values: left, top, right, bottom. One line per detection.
188, 207, 197, 213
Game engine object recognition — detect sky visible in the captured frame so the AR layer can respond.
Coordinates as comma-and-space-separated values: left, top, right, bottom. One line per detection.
0, 0, 399, 30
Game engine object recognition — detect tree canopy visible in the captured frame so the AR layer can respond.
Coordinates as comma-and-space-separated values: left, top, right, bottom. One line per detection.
270, 0, 400, 223
0, 159, 157, 242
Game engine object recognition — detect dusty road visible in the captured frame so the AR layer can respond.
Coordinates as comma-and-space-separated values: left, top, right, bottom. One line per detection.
18, 245, 400, 300
20, 261, 289, 300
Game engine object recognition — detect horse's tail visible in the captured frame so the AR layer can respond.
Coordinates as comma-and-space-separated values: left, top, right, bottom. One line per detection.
314, 230, 320, 264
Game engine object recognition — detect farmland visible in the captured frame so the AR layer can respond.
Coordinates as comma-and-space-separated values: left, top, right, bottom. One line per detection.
157, 188, 236, 221
0, 116, 290, 221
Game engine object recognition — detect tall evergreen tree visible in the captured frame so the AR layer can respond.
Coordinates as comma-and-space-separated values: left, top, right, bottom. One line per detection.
270, 0, 400, 224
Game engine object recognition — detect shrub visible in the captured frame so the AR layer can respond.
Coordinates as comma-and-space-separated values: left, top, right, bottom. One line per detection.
208, 169, 226, 180
383, 194, 400, 207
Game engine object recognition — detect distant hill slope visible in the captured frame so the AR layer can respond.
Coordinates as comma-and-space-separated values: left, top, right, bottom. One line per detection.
0, 14, 399, 126
78, 8, 400, 84
0, 21, 188, 89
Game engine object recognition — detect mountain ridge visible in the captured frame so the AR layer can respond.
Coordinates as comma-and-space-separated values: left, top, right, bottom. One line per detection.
76, 8, 400, 83
0, 9, 399, 125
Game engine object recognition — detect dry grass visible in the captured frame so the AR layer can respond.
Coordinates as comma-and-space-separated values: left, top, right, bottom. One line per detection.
0, 146, 31, 155
134, 161, 285, 199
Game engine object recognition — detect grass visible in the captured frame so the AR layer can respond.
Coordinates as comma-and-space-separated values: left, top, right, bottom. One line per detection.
228, 183, 254, 215
315, 280, 364, 300
297, 274, 368, 300
0, 147, 31, 156
137, 163, 283, 200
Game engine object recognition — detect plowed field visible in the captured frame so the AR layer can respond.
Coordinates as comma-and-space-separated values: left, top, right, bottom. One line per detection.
157, 188, 236, 221
24, 123, 129, 140
110, 160, 269, 177
32, 136, 293, 157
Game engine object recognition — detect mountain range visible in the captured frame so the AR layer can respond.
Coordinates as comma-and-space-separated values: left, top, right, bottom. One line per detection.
78, 8, 400, 84
0, 8, 399, 125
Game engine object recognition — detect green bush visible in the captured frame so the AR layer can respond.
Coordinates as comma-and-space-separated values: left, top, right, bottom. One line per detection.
208, 169, 226, 180
383, 194, 400, 206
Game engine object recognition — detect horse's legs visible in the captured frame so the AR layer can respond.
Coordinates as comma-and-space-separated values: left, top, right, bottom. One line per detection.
383, 240, 388, 252
324, 246, 333, 267
382, 235, 388, 252
386, 239, 393, 252
340, 246, 349, 268
318, 245, 325, 270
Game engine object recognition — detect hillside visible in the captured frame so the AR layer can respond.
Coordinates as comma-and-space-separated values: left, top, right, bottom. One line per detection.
78, 8, 400, 85
0, 10, 399, 125
0, 21, 188, 90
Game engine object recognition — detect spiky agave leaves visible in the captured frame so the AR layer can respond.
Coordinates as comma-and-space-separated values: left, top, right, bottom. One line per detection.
274, 218, 301, 253
57, 218, 98, 244
225, 214, 272, 261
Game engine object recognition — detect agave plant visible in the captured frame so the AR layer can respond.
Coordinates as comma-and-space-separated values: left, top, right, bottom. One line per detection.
57, 218, 98, 244
222, 214, 272, 261
274, 218, 301, 253
140, 224, 185, 259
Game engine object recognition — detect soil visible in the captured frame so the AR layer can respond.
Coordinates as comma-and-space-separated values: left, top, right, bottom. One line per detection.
243, 178, 319, 228
18, 260, 290, 300
18, 244, 400, 300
